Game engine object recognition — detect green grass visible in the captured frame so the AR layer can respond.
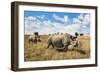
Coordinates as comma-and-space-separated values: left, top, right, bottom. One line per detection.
24, 35, 90, 61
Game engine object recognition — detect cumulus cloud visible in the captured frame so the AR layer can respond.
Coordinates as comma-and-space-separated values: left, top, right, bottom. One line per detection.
73, 14, 90, 26
64, 16, 69, 22
37, 15, 45, 19
24, 16, 41, 34
25, 16, 36, 21
24, 13, 90, 35
64, 24, 80, 31
73, 14, 90, 33
82, 14, 90, 25
53, 14, 69, 23
25, 17, 80, 35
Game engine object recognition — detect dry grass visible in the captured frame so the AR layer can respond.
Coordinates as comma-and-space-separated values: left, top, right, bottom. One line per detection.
24, 35, 90, 61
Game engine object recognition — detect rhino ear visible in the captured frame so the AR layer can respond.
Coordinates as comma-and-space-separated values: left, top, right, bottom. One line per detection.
75, 32, 79, 38
75, 32, 78, 36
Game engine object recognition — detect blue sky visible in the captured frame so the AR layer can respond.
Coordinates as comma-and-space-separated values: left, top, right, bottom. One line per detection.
24, 11, 90, 35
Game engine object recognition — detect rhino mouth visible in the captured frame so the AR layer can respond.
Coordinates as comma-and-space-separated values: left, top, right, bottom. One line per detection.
72, 41, 78, 47
74, 43, 78, 47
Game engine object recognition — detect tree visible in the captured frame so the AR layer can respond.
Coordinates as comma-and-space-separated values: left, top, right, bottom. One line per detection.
80, 33, 84, 36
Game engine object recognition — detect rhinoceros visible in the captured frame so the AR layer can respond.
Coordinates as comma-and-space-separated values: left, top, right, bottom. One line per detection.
28, 35, 41, 43
47, 33, 78, 51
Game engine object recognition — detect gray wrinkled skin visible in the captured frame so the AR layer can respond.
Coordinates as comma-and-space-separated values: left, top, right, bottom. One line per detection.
28, 35, 41, 43
47, 33, 73, 50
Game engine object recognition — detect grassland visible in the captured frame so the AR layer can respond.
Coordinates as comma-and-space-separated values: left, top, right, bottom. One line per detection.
24, 35, 90, 61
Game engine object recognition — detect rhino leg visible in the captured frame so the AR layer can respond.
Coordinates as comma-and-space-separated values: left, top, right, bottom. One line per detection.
63, 42, 70, 51
29, 38, 33, 43
47, 41, 54, 49
33, 39, 37, 43
63, 45, 68, 51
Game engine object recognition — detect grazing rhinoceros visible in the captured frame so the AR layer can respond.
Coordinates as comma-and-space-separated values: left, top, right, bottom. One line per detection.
47, 33, 78, 51
28, 35, 37, 43
28, 35, 41, 43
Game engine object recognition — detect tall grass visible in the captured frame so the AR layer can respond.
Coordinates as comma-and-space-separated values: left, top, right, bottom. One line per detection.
24, 35, 90, 61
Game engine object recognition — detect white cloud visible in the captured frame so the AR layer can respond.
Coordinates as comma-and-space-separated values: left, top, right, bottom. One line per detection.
24, 16, 41, 34
64, 24, 80, 31
78, 14, 84, 20
37, 15, 45, 19
73, 14, 90, 26
53, 14, 69, 23
25, 14, 90, 35
53, 14, 63, 22
64, 16, 69, 22
73, 14, 90, 33
73, 18, 82, 24
24, 16, 79, 35
82, 25, 87, 28
25, 16, 36, 21
82, 14, 90, 25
